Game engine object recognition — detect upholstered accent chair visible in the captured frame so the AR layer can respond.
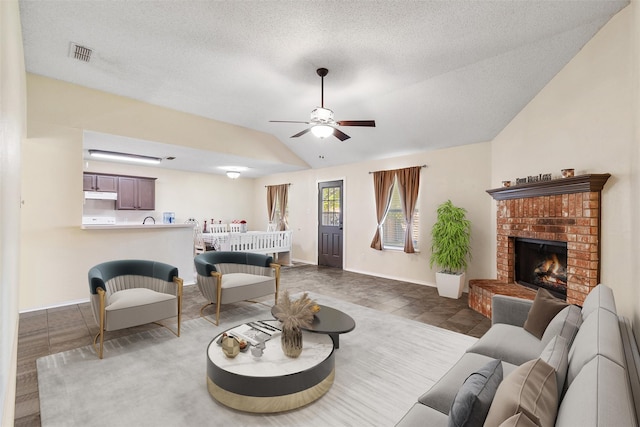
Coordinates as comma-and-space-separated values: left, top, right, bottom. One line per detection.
88, 260, 183, 359
194, 251, 280, 325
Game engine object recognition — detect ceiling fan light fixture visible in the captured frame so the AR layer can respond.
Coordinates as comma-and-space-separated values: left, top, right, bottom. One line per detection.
311, 125, 334, 139
226, 171, 241, 179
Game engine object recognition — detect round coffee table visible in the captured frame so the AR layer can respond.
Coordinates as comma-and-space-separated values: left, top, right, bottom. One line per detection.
206, 320, 335, 413
271, 305, 356, 349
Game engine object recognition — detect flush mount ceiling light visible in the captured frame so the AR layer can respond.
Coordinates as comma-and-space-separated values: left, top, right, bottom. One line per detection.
310, 124, 334, 139
89, 149, 162, 165
226, 171, 241, 179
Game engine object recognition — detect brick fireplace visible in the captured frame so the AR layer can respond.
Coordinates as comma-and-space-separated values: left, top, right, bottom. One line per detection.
468, 174, 610, 318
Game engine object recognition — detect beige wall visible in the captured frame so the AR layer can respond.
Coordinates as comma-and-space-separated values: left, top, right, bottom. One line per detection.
1, 1, 25, 424
254, 141, 495, 288
491, 4, 640, 336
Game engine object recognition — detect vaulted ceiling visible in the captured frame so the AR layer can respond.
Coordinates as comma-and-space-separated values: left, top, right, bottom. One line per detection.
19, 1, 629, 177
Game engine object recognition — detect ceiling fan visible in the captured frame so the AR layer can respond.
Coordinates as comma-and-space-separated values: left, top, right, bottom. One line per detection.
270, 68, 376, 141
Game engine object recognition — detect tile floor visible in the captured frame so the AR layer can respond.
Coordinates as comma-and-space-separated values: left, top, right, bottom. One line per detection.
14, 264, 490, 426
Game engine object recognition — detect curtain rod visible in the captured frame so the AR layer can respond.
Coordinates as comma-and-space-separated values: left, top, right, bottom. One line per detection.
264, 183, 292, 187
368, 165, 427, 174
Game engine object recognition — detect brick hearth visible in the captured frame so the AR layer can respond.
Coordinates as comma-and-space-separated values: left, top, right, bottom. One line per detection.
469, 174, 610, 318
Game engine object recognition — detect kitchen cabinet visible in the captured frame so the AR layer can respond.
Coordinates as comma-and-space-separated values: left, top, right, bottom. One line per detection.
83, 173, 118, 192
116, 176, 156, 210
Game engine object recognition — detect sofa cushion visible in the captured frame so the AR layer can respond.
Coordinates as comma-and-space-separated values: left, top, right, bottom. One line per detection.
523, 288, 568, 339
105, 288, 177, 331
498, 413, 539, 427
447, 359, 503, 427
419, 352, 517, 415
484, 358, 558, 427
567, 307, 625, 388
539, 335, 569, 399
466, 324, 544, 366
556, 355, 637, 427
107, 287, 175, 310
540, 304, 582, 348
581, 283, 616, 321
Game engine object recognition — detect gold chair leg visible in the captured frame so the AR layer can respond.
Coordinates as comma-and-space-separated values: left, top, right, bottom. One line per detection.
92, 331, 103, 359
95, 287, 106, 359
271, 263, 281, 305
199, 302, 218, 326
174, 277, 183, 337
214, 271, 223, 326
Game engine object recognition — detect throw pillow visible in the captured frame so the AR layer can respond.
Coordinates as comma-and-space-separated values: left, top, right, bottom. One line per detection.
498, 413, 539, 427
484, 358, 558, 427
448, 359, 503, 427
523, 288, 568, 339
539, 335, 569, 399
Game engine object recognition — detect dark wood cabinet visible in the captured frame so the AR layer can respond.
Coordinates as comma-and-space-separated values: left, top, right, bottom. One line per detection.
116, 176, 156, 210
83, 173, 118, 192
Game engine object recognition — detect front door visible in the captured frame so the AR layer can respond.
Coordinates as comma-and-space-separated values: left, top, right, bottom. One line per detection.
318, 180, 343, 268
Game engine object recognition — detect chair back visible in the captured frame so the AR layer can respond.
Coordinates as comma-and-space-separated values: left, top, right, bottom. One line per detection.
88, 260, 178, 295
194, 251, 273, 277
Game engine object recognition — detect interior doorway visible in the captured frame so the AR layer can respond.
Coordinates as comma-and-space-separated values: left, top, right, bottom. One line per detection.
318, 180, 343, 268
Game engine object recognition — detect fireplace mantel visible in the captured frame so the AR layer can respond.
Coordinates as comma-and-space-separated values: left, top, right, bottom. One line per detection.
487, 174, 611, 201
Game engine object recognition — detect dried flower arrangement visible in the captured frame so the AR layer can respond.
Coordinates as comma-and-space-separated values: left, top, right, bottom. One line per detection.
272, 291, 318, 357
272, 290, 316, 329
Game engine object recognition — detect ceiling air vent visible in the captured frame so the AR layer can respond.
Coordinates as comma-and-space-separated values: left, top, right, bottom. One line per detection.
69, 42, 92, 62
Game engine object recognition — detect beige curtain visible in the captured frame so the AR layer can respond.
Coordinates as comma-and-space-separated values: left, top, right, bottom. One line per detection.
266, 185, 278, 225
276, 184, 289, 231
370, 170, 396, 250
396, 166, 421, 253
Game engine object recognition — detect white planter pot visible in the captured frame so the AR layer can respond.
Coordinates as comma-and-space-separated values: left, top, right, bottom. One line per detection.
435, 271, 465, 299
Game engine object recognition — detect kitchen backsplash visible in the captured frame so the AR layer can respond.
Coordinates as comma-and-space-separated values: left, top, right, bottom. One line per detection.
83, 199, 162, 224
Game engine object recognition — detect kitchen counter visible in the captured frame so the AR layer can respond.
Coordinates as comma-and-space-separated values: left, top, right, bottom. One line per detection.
81, 223, 195, 230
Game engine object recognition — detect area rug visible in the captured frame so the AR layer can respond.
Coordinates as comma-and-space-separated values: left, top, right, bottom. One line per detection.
37, 294, 477, 426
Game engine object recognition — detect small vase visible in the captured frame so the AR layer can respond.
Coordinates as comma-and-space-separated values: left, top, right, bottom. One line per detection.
221, 336, 240, 358
281, 324, 303, 358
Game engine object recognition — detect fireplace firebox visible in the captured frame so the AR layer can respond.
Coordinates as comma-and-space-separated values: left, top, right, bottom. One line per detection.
515, 238, 568, 300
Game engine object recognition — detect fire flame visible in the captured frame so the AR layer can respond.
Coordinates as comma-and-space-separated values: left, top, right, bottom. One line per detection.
535, 254, 566, 285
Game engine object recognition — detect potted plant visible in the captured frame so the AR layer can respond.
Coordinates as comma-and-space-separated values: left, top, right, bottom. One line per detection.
429, 200, 472, 299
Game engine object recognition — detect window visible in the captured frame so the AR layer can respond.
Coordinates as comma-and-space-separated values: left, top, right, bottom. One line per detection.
271, 198, 289, 229
382, 177, 419, 249
321, 186, 341, 226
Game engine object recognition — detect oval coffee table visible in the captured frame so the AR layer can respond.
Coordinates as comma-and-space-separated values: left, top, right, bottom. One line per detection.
271, 304, 356, 349
206, 320, 335, 413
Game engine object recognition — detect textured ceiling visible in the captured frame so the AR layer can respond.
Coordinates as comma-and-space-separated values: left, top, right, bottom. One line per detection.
19, 1, 629, 177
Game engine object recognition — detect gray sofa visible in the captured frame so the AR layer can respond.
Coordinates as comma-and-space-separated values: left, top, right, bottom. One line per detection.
396, 284, 640, 426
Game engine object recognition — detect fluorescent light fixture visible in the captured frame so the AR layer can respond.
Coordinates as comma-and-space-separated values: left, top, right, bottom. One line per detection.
226, 171, 241, 179
88, 149, 162, 165
311, 125, 334, 139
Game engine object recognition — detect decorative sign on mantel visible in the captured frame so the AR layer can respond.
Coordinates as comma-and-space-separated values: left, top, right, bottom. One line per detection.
487, 173, 611, 201
515, 173, 553, 185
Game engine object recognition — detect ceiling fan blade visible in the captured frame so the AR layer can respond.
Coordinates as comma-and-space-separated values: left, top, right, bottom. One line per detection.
336, 120, 376, 127
291, 128, 312, 138
270, 120, 311, 124
333, 128, 351, 141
